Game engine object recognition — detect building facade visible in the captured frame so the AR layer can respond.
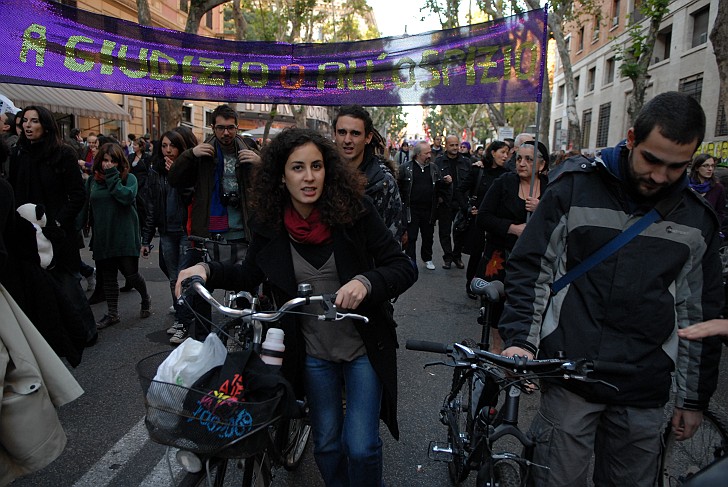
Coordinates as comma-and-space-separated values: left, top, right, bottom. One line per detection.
550, 0, 725, 160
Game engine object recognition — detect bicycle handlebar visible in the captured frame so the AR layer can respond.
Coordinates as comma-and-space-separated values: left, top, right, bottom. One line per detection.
405, 339, 635, 378
180, 277, 369, 323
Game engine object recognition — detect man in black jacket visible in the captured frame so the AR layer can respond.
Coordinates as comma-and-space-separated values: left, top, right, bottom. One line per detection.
499, 92, 723, 486
434, 135, 472, 269
397, 141, 443, 270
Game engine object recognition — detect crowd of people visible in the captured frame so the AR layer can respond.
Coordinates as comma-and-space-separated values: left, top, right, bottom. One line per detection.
1, 92, 728, 487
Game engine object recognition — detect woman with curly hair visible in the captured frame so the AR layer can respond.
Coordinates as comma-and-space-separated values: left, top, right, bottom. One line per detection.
177, 127, 417, 487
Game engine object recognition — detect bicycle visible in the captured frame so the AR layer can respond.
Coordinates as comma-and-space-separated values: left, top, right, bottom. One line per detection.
406, 279, 630, 487
659, 400, 728, 486
137, 277, 369, 487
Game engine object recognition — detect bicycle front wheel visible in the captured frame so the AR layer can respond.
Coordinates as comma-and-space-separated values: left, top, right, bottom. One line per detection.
660, 408, 728, 486
177, 457, 228, 487
274, 417, 312, 470
492, 461, 520, 487
242, 453, 272, 487
447, 367, 473, 485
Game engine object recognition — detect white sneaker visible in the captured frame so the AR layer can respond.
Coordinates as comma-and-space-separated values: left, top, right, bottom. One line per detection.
425, 261, 436, 270
166, 321, 184, 335
169, 327, 189, 345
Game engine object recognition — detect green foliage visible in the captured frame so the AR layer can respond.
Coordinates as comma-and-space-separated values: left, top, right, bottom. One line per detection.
369, 107, 408, 141
615, 0, 670, 81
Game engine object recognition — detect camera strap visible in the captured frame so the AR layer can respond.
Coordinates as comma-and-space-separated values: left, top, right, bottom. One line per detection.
550, 208, 660, 294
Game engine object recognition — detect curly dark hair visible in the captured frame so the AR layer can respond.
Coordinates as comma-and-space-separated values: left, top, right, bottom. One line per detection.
252, 128, 366, 228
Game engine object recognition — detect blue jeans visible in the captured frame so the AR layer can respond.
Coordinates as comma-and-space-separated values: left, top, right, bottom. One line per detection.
159, 234, 187, 318
304, 354, 384, 487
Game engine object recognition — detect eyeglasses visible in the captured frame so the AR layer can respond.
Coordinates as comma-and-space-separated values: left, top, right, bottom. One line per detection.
702, 164, 716, 169
214, 125, 237, 133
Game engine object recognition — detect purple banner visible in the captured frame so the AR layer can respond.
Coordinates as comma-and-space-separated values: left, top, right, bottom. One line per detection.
0, 0, 548, 106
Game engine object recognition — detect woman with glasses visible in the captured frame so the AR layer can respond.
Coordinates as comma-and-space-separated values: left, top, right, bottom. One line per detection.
689, 154, 725, 226
476, 140, 548, 353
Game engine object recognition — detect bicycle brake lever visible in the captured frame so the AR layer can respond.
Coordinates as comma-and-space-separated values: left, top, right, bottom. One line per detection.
566, 375, 620, 392
423, 360, 451, 369
320, 293, 338, 320
335, 312, 369, 323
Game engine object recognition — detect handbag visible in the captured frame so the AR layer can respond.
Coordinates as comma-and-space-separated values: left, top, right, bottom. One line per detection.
453, 209, 472, 234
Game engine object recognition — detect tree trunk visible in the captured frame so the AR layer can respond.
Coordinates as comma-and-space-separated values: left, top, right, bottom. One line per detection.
157, 98, 183, 135
232, 0, 247, 41
711, 0, 728, 132
294, 106, 307, 128
550, 7, 582, 151
263, 104, 278, 145
624, 0, 668, 126
136, 0, 151, 25
525, 0, 581, 151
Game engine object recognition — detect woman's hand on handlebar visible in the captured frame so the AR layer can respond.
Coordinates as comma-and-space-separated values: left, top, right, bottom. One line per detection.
175, 265, 208, 298
501, 346, 534, 360
335, 279, 368, 310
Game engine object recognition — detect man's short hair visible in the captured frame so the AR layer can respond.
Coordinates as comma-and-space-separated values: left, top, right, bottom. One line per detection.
411, 141, 428, 159
633, 92, 706, 149
70, 128, 80, 137
333, 105, 374, 135
128, 134, 136, 142
211, 104, 238, 125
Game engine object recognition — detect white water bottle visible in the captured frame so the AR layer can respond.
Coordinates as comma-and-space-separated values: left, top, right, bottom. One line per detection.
260, 328, 285, 367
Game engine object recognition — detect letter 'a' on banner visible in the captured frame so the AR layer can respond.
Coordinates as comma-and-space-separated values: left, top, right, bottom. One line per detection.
0, 0, 548, 106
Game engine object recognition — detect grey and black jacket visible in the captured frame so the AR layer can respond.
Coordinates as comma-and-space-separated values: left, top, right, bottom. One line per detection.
360, 151, 405, 240
499, 142, 724, 410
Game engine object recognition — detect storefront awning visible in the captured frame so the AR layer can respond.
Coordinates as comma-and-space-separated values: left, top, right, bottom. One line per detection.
0, 83, 130, 121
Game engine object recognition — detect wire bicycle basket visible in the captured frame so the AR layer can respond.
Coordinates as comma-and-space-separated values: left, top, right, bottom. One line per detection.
136, 351, 283, 459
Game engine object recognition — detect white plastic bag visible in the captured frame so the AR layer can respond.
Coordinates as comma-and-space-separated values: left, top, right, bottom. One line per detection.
153, 333, 227, 387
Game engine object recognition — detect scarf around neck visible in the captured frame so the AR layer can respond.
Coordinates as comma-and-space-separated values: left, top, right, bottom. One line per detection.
284, 205, 332, 245
689, 178, 712, 194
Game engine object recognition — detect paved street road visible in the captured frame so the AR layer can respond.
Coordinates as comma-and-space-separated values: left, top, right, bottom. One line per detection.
9, 236, 728, 486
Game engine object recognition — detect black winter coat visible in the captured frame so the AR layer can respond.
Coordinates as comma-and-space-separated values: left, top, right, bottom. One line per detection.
10, 141, 85, 271
206, 198, 417, 439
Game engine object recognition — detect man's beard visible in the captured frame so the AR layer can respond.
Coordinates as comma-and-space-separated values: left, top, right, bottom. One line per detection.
625, 149, 672, 202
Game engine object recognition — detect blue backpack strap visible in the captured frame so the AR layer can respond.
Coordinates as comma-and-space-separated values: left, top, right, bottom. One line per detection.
551, 208, 660, 294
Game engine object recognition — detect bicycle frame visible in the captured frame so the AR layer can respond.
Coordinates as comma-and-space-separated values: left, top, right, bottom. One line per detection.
443, 350, 537, 486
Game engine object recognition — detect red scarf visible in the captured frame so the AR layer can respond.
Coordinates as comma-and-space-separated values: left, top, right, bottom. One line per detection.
93, 171, 105, 182
284, 205, 332, 244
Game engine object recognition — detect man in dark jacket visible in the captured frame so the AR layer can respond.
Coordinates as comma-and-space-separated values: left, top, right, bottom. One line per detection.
333, 105, 406, 243
167, 104, 260, 343
434, 135, 472, 269
397, 141, 443, 270
499, 92, 724, 486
